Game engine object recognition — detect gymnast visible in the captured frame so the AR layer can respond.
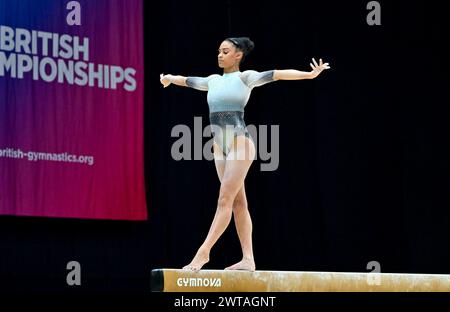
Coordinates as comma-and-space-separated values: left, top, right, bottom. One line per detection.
160, 37, 330, 271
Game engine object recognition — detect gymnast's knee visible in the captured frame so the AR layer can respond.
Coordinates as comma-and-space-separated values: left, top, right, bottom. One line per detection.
217, 188, 234, 211
232, 197, 248, 213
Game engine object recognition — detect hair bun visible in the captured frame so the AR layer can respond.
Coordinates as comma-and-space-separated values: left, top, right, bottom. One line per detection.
227, 37, 255, 55
239, 37, 254, 55
225, 36, 254, 64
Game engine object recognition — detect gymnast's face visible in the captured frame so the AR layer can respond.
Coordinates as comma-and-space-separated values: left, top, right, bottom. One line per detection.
218, 40, 243, 69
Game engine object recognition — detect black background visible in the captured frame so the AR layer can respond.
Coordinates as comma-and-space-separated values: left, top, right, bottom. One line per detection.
0, 0, 449, 298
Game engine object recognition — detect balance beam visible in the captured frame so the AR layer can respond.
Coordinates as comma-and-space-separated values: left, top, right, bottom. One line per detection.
151, 269, 450, 292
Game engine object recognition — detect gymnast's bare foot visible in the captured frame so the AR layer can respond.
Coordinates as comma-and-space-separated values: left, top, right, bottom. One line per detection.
183, 246, 210, 272
224, 257, 255, 271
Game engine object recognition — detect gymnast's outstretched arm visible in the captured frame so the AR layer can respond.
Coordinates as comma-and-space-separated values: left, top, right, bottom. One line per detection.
159, 74, 188, 88
160, 74, 218, 90
273, 57, 330, 80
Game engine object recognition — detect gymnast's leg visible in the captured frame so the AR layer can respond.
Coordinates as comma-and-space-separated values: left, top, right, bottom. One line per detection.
210, 142, 255, 271
183, 136, 256, 271
224, 184, 255, 271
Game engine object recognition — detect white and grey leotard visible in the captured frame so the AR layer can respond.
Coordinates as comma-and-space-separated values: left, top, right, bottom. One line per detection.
186, 70, 275, 156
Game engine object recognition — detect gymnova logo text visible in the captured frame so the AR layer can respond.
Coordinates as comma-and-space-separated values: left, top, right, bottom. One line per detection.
177, 277, 222, 287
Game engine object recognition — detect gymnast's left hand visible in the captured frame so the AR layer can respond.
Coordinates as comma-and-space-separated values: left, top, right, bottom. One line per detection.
310, 58, 330, 79
160, 73, 172, 88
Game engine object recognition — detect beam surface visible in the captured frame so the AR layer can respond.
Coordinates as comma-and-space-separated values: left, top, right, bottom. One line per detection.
151, 269, 450, 292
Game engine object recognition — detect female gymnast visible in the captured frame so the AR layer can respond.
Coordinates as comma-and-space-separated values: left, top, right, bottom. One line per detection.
160, 37, 330, 271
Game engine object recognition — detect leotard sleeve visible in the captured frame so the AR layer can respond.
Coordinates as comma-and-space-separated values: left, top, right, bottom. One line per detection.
240, 70, 275, 89
186, 74, 218, 91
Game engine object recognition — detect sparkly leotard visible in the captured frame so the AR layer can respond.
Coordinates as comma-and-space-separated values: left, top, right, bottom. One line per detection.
186, 70, 275, 156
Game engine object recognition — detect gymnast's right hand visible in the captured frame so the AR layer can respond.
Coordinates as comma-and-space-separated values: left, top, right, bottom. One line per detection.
160, 73, 171, 88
